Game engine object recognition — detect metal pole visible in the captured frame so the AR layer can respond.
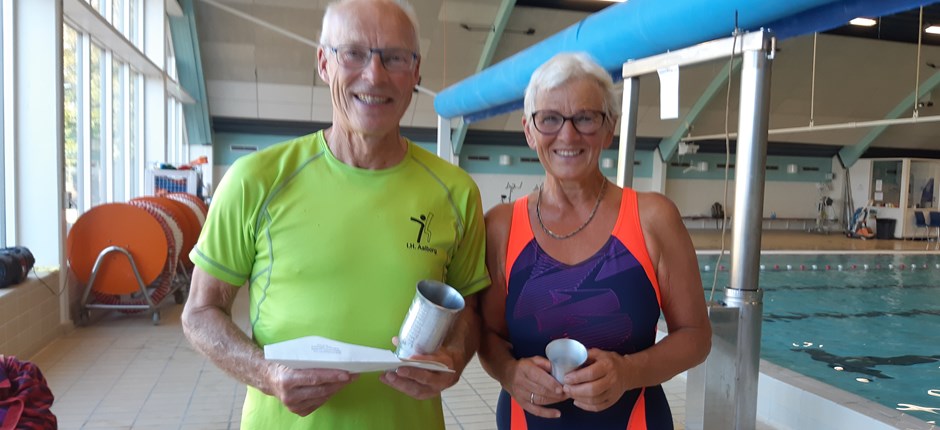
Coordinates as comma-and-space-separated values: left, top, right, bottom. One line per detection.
726, 30, 772, 430
616, 77, 639, 188
437, 115, 456, 165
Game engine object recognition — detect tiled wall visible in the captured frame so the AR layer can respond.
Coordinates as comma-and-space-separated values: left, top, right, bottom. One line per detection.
0, 271, 66, 359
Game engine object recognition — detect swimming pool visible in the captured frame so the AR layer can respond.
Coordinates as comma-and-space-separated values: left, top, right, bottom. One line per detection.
697, 253, 940, 424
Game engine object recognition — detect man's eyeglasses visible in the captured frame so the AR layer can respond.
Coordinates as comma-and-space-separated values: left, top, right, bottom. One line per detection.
531, 110, 607, 135
326, 45, 419, 72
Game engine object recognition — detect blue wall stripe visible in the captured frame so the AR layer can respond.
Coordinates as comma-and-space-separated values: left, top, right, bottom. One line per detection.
214, 132, 832, 182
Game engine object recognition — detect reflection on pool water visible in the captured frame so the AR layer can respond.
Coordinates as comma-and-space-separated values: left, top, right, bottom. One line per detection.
697, 253, 940, 424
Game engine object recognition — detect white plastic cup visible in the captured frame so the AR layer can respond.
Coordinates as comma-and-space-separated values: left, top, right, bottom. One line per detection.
545, 338, 588, 383
396, 280, 465, 359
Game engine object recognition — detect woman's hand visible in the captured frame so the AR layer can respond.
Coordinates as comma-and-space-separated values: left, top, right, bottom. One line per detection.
505, 356, 568, 418
562, 348, 633, 412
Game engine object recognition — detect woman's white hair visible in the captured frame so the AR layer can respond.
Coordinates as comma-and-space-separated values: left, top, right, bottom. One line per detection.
320, 0, 420, 48
523, 52, 620, 119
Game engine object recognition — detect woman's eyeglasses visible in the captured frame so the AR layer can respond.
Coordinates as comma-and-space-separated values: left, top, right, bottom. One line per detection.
531, 110, 607, 135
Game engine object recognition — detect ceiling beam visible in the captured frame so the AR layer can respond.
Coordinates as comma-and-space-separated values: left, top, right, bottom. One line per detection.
170, 0, 212, 145
516, 0, 608, 13
839, 69, 940, 168
658, 58, 741, 161
452, 0, 516, 156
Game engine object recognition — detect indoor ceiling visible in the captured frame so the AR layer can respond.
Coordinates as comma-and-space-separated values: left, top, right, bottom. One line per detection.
193, 0, 940, 155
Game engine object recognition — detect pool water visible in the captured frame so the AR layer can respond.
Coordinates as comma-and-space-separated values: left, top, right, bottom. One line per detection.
697, 254, 940, 423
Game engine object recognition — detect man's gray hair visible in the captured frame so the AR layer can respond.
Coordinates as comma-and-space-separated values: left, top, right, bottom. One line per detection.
523, 52, 620, 119
320, 0, 420, 49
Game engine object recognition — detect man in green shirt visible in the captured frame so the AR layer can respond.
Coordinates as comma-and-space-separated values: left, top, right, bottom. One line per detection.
181, 1, 489, 428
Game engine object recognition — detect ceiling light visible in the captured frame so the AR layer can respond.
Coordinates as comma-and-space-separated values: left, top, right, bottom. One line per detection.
849, 17, 877, 27
926, 25, 940, 35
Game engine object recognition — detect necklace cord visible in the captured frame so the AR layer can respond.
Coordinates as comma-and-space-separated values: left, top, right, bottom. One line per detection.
536, 179, 608, 240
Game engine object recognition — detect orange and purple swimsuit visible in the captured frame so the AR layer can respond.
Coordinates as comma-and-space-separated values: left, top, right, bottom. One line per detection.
497, 188, 673, 430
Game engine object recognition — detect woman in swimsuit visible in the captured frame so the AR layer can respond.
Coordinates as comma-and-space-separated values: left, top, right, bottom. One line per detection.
478, 52, 712, 430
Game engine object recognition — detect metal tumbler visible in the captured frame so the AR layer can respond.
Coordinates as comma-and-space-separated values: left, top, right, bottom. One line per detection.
395, 280, 465, 359
545, 338, 588, 383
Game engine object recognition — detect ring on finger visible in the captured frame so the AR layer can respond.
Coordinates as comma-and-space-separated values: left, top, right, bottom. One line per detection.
530, 392, 535, 404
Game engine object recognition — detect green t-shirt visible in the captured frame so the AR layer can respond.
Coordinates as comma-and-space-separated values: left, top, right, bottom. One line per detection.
191, 131, 489, 429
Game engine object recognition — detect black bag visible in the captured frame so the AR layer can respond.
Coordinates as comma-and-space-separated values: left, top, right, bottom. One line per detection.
0, 247, 35, 289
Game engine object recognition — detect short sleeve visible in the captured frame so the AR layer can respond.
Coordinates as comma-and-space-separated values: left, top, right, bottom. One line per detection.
189, 157, 264, 287
445, 181, 490, 297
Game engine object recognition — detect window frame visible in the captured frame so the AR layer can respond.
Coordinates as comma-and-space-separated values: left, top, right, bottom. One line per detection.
0, 0, 12, 247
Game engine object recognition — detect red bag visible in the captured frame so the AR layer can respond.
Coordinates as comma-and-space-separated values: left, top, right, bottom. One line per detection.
0, 356, 56, 430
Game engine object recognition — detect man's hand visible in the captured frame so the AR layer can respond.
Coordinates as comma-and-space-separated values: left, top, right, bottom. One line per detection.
267, 365, 359, 416
383, 292, 483, 400
379, 347, 459, 400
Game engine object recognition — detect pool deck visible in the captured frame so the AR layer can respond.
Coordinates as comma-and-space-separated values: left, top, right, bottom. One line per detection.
27, 230, 939, 429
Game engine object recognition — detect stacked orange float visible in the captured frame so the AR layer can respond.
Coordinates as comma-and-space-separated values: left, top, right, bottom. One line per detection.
66, 192, 206, 324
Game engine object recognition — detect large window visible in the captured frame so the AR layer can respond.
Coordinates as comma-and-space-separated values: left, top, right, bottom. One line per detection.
871, 160, 902, 208
165, 96, 188, 166
60, 0, 190, 233
89, 42, 105, 206
86, 0, 103, 13
111, 0, 123, 35
128, 0, 139, 48
0, 0, 193, 264
166, 98, 173, 163
64, 25, 80, 225
111, 59, 126, 201
908, 161, 940, 209
0, 0, 5, 247
129, 70, 141, 197
167, 97, 178, 164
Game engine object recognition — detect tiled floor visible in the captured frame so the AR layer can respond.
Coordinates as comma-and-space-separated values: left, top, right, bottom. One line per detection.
31, 302, 247, 430
31, 291, 697, 430
30, 229, 931, 429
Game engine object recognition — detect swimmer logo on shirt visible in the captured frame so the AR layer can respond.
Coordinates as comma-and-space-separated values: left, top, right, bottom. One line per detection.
407, 212, 439, 255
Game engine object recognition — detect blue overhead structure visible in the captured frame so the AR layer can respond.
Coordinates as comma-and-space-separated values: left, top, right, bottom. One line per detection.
434, 0, 838, 120
436, 0, 940, 126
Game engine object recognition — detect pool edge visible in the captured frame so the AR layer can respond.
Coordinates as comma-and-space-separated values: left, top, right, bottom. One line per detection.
756, 358, 935, 429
